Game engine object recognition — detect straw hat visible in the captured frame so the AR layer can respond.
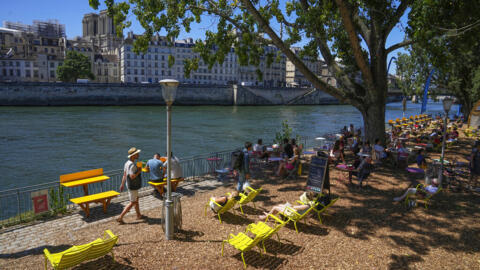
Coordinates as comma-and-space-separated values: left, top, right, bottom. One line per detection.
127, 147, 141, 158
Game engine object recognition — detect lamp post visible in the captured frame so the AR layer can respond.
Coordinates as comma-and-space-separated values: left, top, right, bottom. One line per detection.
160, 79, 179, 240
439, 97, 454, 186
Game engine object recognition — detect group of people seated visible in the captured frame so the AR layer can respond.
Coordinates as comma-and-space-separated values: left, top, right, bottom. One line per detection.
144, 152, 183, 194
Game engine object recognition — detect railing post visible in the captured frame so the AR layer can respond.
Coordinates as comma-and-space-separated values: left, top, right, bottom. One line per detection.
16, 190, 21, 222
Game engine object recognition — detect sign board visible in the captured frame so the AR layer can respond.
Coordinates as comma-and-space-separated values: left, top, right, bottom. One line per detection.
306, 156, 328, 193
31, 189, 49, 214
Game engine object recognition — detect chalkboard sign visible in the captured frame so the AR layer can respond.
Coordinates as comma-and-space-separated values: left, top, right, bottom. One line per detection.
306, 156, 328, 193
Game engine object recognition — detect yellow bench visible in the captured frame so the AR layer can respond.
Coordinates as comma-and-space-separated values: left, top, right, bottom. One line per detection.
70, 191, 119, 217
60, 168, 110, 195
44, 230, 118, 270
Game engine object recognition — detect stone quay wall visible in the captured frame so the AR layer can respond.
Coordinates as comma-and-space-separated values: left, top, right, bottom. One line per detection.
0, 82, 342, 106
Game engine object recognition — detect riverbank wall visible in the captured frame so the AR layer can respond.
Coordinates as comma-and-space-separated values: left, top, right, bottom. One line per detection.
0, 82, 400, 106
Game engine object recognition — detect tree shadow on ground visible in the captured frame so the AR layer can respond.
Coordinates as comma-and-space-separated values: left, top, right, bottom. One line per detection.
173, 229, 210, 242
283, 219, 330, 236
71, 255, 136, 269
387, 254, 423, 270
0, 244, 71, 259
232, 250, 286, 270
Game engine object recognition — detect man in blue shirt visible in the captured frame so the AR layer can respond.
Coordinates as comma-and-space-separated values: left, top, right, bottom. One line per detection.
146, 153, 164, 194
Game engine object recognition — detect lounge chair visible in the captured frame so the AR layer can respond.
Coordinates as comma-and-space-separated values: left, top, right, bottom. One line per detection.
221, 232, 266, 269
237, 186, 262, 214
405, 183, 442, 209
245, 214, 287, 253
204, 195, 237, 223
44, 230, 118, 270
299, 197, 339, 224
279, 201, 319, 233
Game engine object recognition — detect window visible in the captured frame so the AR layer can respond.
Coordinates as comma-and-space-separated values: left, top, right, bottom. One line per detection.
127, 46, 131, 51
127, 69, 131, 75
34, 70, 38, 77
141, 70, 144, 75
17, 70, 21, 76
126, 54, 130, 59
16, 62, 20, 67
97, 69, 101, 76
26, 70, 31, 77
50, 62, 54, 68
44, 48, 48, 53
155, 55, 158, 60
134, 69, 137, 75
9, 70, 13, 76
105, 69, 108, 76
51, 48, 54, 53
50, 70, 55, 78
126, 61, 130, 67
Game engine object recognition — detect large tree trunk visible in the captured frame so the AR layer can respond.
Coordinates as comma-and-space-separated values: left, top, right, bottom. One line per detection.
359, 100, 387, 144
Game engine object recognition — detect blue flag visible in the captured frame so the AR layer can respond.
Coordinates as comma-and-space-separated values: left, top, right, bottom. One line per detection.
421, 69, 435, 114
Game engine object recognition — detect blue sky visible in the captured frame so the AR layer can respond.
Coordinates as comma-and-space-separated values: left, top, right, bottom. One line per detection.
1, 0, 408, 72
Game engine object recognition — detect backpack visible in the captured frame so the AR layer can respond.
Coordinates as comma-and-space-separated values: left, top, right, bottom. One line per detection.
232, 150, 244, 171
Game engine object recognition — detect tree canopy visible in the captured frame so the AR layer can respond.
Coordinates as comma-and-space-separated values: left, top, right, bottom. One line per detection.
406, 0, 480, 116
88, 0, 463, 141
57, 50, 95, 82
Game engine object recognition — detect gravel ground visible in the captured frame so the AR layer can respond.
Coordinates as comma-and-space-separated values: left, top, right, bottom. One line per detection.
2, 134, 480, 270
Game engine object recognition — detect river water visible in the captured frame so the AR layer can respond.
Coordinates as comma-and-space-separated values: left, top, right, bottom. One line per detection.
0, 101, 458, 190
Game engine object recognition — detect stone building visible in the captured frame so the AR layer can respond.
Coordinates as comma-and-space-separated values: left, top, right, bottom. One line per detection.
285, 47, 322, 87
0, 21, 66, 82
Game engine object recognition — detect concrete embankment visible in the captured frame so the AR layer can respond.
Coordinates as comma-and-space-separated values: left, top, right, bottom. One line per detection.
0, 82, 400, 106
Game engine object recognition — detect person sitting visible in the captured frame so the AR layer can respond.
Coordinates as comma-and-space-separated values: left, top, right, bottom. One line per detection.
393, 178, 439, 202
350, 156, 373, 187
145, 153, 165, 195
258, 191, 318, 220
373, 138, 388, 160
351, 135, 360, 155
209, 191, 240, 212
283, 138, 294, 159
329, 140, 345, 165
163, 152, 183, 190
253, 138, 269, 162
277, 148, 299, 177
361, 140, 372, 154
416, 149, 427, 170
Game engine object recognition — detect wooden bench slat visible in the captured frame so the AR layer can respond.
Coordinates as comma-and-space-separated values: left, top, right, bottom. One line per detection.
70, 191, 119, 204
60, 168, 104, 183
61, 176, 110, 188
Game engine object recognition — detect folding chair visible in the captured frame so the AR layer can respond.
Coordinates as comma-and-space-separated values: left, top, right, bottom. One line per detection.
279, 202, 319, 233
405, 183, 442, 209
237, 186, 262, 214
204, 195, 237, 223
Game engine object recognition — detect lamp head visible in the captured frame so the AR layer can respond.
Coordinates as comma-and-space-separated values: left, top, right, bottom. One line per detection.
160, 79, 179, 104
443, 97, 454, 113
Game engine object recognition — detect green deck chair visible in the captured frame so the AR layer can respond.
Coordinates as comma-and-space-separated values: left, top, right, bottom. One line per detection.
204, 195, 237, 223
279, 201, 319, 233
297, 197, 339, 224
237, 186, 262, 214
245, 214, 288, 253
405, 184, 442, 209
221, 231, 266, 269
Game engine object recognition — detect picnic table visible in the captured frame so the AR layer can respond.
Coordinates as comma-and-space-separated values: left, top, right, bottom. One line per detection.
335, 164, 356, 182
60, 168, 110, 195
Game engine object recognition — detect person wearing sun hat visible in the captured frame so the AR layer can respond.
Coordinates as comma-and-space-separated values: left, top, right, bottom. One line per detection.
117, 147, 146, 224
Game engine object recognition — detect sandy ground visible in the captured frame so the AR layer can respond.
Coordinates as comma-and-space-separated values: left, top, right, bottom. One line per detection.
1, 131, 480, 269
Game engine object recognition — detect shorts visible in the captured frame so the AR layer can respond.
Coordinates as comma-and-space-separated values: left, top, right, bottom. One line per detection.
128, 189, 139, 202
286, 163, 295, 170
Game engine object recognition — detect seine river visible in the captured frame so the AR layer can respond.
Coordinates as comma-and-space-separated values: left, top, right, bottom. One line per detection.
0, 101, 457, 190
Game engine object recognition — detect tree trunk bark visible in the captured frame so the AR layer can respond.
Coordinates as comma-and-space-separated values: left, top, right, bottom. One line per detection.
360, 101, 387, 144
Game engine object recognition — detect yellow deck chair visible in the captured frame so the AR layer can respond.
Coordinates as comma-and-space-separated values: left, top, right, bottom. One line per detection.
222, 231, 266, 269
44, 230, 118, 270
279, 202, 319, 233
204, 195, 237, 223
245, 214, 287, 253
302, 197, 339, 224
405, 184, 442, 209
237, 186, 262, 214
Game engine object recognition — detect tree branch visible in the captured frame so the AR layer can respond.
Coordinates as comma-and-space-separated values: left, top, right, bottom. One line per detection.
385, 0, 412, 36
335, 0, 374, 88
238, 0, 348, 102
352, 11, 371, 48
386, 39, 414, 54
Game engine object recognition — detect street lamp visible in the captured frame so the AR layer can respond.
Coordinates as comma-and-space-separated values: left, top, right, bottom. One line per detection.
160, 79, 179, 240
439, 97, 454, 186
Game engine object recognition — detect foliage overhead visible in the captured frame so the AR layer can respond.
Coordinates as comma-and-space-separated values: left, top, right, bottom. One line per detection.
57, 50, 95, 82
406, 0, 480, 115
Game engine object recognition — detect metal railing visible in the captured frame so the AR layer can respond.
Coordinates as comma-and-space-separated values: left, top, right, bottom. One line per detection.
0, 149, 235, 227
0, 138, 319, 227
